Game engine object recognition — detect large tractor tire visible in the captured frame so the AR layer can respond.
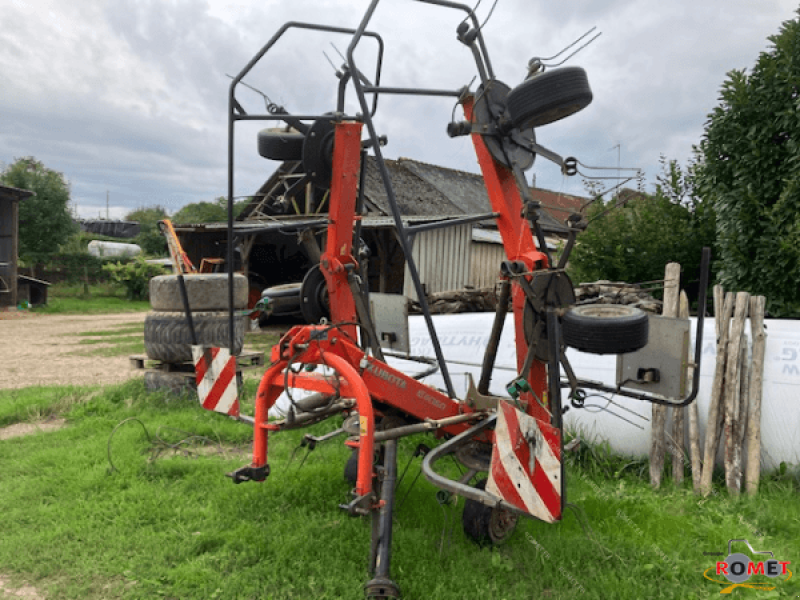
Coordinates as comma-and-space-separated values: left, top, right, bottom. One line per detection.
144, 311, 246, 363
561, 304, 649, 355
149, 274, 248, 312
506, 66, 592, 130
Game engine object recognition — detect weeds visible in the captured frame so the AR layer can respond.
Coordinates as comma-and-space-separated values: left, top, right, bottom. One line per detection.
30, 282, 149, 314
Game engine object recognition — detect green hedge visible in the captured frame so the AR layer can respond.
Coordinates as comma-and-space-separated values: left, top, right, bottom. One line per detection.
33, 253, 131, 284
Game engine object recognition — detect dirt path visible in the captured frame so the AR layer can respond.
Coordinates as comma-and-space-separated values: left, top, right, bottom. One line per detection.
0, 311, 148, 390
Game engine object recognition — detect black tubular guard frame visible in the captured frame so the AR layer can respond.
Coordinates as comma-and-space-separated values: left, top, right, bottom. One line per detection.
570, 246, 712, 407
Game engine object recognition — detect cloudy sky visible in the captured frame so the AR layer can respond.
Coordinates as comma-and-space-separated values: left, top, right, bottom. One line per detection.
1, 0, 797, 220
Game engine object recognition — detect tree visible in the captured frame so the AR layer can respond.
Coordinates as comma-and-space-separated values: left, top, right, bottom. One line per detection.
0, 157, 77, 268
694, 11, 800, 316
568, 158, 715, 296
126, 205, 169, 256
171, 196, 249, 225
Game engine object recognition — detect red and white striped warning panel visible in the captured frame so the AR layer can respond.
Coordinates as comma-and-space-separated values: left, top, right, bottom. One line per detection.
487, 400, 562, 523
192, 346, 239, 417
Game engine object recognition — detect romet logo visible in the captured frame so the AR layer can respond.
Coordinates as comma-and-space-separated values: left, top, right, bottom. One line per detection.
703, 539, 792, 593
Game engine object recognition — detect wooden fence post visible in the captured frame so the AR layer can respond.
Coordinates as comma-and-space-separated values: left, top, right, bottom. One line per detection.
670, 290, 689, 484
737, 333, 750, 451
745, 296, 767, 495
700, 288, 734, 496
723, 292, 749, 494
683, 291, 702, 491
651, 262, 680, 488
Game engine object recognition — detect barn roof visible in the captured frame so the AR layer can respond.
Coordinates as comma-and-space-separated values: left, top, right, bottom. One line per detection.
239, 156, 585, 235
0, 184, 34, 202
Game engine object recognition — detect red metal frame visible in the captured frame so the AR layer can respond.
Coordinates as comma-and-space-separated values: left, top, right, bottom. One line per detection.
248, 104, 557, 512
320, 122, 363, 341
462, 96, 551, 424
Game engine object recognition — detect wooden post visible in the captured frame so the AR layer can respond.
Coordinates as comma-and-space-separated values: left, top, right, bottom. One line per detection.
650, 262, 680, 488
723, 292, 749, 494
700, 288, 734, 496
682, 291, 702, 491
745, 296, 767, 495
737, 333, 750, 450
713, 285, 724, 339
670, 290, 689, 484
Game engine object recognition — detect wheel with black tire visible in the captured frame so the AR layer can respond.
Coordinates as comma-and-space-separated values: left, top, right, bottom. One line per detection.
258, 282, 302, 327
344, 449, 359, 485
344, 446, 385, 492
149, 274, 249, 312
144, 311, 247, 363
561, 304, 649, 355
506, 66, 592, 130
299, 264, 330, 324
257, 128, 305, 161
462, 479, 519, 546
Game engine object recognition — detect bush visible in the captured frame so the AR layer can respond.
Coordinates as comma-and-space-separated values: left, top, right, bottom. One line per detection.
102, 256, 166, 300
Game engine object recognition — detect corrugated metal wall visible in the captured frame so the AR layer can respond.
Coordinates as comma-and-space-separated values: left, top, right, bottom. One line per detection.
471, 242, 506, 289
403, 223, 472, 300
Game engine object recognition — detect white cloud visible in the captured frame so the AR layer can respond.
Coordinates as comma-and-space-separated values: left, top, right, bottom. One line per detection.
1, 0, 798, 219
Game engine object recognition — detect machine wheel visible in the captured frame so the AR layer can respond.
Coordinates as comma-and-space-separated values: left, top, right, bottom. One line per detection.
258, 282, 302, 327
344, 447, 386, 490
561, 304, 649, 355
149, 274, 249, 312
257, 128, 305, 161
506, 66, 592, 129
299, 264, 330, 324
144, 311, 246, 363
462, 479, 519, 546
344, 449, 359, 485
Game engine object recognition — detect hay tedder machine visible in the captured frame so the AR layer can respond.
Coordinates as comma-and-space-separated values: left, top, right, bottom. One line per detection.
213, 1, 710, 597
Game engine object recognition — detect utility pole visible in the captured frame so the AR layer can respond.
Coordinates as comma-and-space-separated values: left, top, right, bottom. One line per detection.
611, 143, 620, 184
106, 191, 110, 220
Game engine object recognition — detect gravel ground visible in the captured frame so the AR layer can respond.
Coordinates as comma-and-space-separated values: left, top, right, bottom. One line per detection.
0, 311, 147, 390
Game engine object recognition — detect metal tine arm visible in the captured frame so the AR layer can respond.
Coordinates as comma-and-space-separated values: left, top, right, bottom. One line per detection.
532, 27, 602, 70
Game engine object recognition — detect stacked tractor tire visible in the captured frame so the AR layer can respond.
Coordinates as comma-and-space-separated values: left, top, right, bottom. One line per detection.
143, 274, 249, 393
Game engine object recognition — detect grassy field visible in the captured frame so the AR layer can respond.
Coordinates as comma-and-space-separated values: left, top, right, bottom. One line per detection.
31, 283, 150, 315
1, 376, 798, 600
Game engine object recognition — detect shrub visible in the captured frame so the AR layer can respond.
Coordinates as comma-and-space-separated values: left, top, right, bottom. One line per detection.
102, 256, 165, 300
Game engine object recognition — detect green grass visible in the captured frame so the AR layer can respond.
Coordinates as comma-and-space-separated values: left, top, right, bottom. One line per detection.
1, 382, 798, 599
31, 283, 149, 315
244, 331, 283, 354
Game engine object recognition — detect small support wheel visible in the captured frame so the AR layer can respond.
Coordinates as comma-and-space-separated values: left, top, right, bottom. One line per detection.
344, 449, 359, 485
506, 66, 592, 129
561, 304, 649, 355
461, 479, 519, 546
257, 128, 305, 161
344, 446, 385, 491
